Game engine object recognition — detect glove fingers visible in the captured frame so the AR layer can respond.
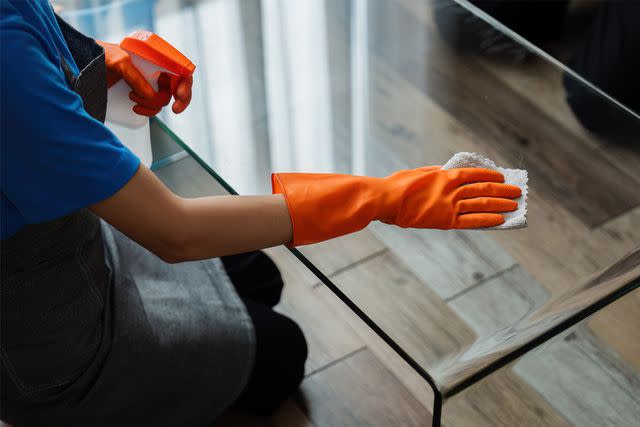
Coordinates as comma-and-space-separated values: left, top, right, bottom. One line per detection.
449, 168, 505, 185
172, 75, 193, 114
172, 93, 192, 114
132, 105, 162, 117
456, 182, 521, 200
454, 213, 505, 229
175, 75, 193, 100
158, 72, 172, 91
130, 89, 172, 109
120, 64, 156, 99
458, 197, 518, 214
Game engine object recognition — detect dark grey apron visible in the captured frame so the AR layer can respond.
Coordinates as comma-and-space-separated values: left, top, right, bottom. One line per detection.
1, 16, 254, 427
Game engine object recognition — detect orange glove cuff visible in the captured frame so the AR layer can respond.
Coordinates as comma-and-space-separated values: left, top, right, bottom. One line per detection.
272, 173, 383, 247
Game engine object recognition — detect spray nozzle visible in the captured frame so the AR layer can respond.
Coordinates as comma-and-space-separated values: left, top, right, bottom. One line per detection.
120, 30, 195, 78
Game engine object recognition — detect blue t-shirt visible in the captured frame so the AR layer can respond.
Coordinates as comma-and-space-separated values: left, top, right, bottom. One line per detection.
0, 0, 140, 239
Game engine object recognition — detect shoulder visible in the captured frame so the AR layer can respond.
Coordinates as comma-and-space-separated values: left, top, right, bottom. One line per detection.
1, 1, 26, 33
1, 2, 76, 136
1, 0, 59, 64
1, 0, 48, 30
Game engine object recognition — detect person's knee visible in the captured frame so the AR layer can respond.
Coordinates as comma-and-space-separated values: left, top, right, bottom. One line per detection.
235, 302, 308, 415
284, 317, 308, 383
259, 253, 284, 307
246, 252, 284, 307
265, 315, 307, 394
264, 314, 307, 402
222, 251, 284, 306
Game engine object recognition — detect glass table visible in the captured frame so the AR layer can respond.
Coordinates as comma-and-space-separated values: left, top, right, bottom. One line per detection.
61, 0, 640, 425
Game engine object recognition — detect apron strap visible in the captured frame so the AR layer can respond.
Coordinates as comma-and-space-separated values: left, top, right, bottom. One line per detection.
55, 14, 108, 123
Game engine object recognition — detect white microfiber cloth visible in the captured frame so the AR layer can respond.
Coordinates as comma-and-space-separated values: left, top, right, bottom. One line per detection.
442, 152, 528, 229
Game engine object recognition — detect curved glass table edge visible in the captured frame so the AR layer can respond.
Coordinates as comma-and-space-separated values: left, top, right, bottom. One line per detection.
451, 0, 640, 123
150, 117, 640, 427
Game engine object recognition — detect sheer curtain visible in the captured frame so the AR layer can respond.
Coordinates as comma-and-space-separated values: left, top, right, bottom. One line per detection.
159, 0, 341, 193
61, 0, 368, 193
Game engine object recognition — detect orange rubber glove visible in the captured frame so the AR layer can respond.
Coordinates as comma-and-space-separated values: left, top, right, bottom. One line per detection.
97, 40, 193, 116
272, 167, 522, 247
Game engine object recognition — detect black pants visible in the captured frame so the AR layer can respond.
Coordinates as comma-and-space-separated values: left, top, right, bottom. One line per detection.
221, 251, 307, 416
435, 0, 640, 142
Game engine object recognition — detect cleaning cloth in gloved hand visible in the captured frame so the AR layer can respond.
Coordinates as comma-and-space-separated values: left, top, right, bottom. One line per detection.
442, 152, 528, 229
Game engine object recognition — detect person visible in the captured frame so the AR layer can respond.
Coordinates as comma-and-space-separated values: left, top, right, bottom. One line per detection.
0, 1, 521, 426
434, 0, 640, 142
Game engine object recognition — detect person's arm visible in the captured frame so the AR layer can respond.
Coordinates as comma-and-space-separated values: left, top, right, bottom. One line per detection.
91, 165, 293, 263
92, 162, 522, 263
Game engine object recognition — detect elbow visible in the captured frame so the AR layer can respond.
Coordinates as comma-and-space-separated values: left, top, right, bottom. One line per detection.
150, 200, 194, 264
156, 248, 185, 264
152, 232, 192, 264
155, 240, 190, 264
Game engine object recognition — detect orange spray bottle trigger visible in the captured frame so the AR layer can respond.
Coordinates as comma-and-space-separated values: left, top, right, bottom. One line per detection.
120, 30, 196, 80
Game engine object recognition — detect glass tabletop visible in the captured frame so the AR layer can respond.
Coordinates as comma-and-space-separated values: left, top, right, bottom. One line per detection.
61, 0, 640, 425
149, 118, 640, 427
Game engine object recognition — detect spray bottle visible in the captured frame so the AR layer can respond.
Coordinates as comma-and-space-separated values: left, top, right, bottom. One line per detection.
106, 30, 195, 167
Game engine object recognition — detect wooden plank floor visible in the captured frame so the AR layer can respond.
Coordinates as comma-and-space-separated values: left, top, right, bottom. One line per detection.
156, 0, 640, 425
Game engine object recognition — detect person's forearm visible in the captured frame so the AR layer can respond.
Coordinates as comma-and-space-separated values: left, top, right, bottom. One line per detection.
173, 194, 292, 262
92, 166, 292, 263
93, 163, 520, 264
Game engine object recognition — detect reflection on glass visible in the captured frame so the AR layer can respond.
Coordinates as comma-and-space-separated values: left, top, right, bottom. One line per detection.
263, 0, 334, 172
449, 293, 640, 427
194, 0, 258, 194
350, 0, 369, 175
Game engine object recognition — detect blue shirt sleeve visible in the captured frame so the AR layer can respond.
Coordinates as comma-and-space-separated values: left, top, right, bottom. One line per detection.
0, 7, 140, 226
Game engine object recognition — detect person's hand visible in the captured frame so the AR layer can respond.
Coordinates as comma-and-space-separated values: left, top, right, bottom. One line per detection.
169, 73, 193, 114
128, 73, 193, 116
378, 167, 520, 229
272, 166, 521, 246
97, 41, 193, 117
